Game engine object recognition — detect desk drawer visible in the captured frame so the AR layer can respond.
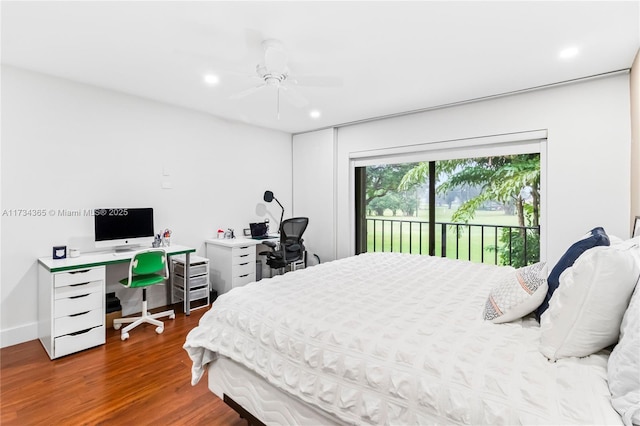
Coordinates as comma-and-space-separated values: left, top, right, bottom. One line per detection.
54, 309, 103, 337
174, 273, 208, 289
232, 261, 254, 277
54, 325, 105, 358
173, 262, 208, 277
232, 273, 255, 288
173, 286, 209, 301
55, 280, 103, 299
54, 267, 105, 287
55, 291, 102, 318
232, 246, 255, 259
232, 252, 255, 266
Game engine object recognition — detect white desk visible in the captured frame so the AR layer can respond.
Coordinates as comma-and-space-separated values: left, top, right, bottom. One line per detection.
205, 236, 277, 295
37, 245, 195, 359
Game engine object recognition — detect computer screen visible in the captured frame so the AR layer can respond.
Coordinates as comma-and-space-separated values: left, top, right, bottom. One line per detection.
94, 208, 154, 250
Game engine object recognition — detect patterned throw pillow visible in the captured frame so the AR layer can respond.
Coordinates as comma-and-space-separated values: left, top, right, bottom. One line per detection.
484, 262, 548, 324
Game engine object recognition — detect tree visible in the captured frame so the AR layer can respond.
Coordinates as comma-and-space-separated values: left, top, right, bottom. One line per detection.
366, 163, 418, 205
497, 228, 540, 268
399, 155, 540, 227
399, 155, 541, 266
397, 188, 418, 216
368, 193, 398, 216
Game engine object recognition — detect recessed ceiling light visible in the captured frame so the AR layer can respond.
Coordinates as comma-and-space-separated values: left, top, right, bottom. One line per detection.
309, 110, 321, 119
558, 46, 579, 60
203, 74, 220, 85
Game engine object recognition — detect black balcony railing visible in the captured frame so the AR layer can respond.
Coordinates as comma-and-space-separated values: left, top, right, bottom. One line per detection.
366, 218, 540, 267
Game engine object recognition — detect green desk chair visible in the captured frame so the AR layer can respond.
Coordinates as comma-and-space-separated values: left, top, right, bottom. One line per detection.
113, 248, 175, 341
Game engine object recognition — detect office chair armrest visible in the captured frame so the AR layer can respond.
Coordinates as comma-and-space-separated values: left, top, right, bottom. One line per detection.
262, 241, 277, 249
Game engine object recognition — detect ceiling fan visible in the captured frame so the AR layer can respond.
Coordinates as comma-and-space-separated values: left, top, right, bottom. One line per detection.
229, 38, 342, 118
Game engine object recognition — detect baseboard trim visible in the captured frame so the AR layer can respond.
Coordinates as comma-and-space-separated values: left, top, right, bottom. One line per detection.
0, 322, 38, 348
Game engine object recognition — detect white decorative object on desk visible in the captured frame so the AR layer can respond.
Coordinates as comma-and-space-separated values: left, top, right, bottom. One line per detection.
162, 228, 172, 246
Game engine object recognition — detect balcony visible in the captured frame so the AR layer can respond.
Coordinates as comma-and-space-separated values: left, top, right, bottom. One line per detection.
366, 218, 540, 267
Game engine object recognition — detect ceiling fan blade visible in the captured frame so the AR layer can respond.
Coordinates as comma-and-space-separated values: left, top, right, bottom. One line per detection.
290, 74, 343, 87
280, 85, 309, 108
262, 39, 288, 73
229, 83, 266, 100
244, 28, 265, 54
172, 48, 257, 78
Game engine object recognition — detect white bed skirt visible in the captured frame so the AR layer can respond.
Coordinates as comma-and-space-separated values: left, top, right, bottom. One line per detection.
209, 355, 346, 425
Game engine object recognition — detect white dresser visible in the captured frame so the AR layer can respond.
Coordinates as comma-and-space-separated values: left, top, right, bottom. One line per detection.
38, 264, 106, 359
37, 245, 196, 359
205, 238, 263, 295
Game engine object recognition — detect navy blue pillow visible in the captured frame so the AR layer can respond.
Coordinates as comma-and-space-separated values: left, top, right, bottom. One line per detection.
535, 227, 610, 319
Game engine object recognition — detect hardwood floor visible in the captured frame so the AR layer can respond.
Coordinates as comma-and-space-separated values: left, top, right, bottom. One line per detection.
0, 305, 247, 425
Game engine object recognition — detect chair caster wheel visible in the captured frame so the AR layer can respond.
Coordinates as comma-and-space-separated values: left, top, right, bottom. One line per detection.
114, 323, 122, 330
121, 332, 129, 341
155, 326, 164, 334
169, 313, 175, 320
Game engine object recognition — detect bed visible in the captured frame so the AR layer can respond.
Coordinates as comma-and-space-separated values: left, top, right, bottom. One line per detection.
184, 235, 640, 425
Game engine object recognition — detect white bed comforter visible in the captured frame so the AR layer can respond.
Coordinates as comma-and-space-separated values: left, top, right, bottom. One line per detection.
184, 253, 621, 425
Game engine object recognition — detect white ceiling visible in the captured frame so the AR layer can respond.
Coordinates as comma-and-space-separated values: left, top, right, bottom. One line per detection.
2, 1, 639, 134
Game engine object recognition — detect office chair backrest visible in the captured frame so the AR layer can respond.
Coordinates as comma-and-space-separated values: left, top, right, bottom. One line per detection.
124, 248, 169, 288
281, 217, 308, 243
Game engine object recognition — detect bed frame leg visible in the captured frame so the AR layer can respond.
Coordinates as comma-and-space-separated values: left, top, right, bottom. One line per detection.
223, 395, 266, 426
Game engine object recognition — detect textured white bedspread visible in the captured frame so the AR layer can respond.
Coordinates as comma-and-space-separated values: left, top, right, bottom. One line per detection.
184, 253, 621, 425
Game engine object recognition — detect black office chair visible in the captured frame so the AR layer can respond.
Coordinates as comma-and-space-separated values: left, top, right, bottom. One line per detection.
261, 217, 309, 276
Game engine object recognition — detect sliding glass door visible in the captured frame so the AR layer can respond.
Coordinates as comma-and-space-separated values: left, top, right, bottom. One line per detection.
355, 153, 541, 267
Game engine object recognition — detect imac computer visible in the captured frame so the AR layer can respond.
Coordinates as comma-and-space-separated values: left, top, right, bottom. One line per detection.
94, 208, 155, 252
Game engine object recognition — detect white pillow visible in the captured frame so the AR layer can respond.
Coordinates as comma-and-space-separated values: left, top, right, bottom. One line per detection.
610, 235, 640, 249
608, 246, 640, 426
539, 246, 640, 361
484, 262, 547, 324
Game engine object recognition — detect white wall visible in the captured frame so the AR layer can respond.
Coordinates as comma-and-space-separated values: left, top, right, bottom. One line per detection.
630, 49, 639, 227
0, 65, 292, 347
292, 128, 336, 264
334, 74, 632, 266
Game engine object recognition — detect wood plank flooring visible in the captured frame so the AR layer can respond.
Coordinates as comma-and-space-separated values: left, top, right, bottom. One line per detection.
0, 305, 246, 425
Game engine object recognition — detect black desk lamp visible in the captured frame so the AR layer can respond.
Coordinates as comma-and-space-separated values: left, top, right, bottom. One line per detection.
263, 190, 284, 232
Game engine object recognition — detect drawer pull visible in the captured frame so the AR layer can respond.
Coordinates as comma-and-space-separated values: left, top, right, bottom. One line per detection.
70, 282, 91, 287
68, 327, 93, 336
239, 246, 249, 249
239, 274, 249, 278
69, 294, 90, 300
69, 269, 91, 274
239, 254, 249, 258
239, 262, 249, 266
69, 311, 90, 317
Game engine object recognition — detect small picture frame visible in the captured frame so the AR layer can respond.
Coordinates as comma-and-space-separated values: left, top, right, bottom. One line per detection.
633, 216, 640, 238
53, 245, 67, 259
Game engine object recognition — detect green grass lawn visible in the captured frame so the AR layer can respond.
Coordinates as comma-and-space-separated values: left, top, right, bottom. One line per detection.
366, 207, 529, 265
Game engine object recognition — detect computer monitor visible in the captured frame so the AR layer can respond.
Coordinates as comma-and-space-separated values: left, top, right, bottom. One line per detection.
94, 208, 155, 251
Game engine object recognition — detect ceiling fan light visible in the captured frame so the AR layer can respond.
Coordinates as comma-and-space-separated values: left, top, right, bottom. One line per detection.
203, 74, 220, 85
558, 46, 579, 60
